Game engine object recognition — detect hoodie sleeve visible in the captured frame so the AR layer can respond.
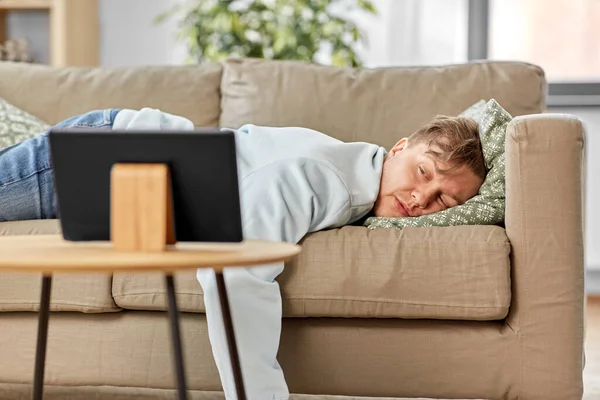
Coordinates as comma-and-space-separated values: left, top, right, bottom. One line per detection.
112, 108, 195, 131
240, 157, 351, 244
236, 157, 351, 282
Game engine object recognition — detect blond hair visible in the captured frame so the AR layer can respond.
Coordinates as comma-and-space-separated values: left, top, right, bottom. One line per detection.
407, 115, 487, 180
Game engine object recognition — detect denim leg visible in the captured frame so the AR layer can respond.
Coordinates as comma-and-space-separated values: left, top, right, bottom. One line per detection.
53, 109, 120, 129
0, 133, 55, 221
0, 109, 121, 221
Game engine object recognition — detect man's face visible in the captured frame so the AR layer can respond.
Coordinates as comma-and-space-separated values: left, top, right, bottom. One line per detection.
373, 138, 484, 218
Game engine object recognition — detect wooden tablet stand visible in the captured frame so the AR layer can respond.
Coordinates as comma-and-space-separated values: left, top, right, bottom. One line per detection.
110, 164, 176, 252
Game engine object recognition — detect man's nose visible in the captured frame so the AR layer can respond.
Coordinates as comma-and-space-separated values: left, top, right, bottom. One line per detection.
412, 188, 435, 208
412, 192, 427, 208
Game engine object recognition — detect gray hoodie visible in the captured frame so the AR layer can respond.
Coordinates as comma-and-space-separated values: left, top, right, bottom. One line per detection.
113, 108, 386, 244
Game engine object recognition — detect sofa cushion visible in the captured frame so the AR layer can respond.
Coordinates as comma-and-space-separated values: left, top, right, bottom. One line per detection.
0, 97, 50, 149
220, 58, 546, 150
0, 61, 223, 127
0, 220, 120, 313
113, 225, 511, 321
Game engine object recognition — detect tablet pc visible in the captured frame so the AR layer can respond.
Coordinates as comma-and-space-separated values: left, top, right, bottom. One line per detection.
48, 129, 243, 243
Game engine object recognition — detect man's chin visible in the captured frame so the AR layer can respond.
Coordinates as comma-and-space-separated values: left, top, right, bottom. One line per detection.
372, 200, 408, 218
373, 207, 404, 218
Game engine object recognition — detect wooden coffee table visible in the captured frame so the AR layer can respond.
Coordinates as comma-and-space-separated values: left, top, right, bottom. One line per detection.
0, 235, 300, 400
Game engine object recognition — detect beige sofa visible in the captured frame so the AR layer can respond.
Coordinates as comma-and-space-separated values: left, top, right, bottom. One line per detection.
0, 58, 585, 400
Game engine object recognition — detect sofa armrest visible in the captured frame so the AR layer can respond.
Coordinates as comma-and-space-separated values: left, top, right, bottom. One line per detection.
505, 113, 585, 400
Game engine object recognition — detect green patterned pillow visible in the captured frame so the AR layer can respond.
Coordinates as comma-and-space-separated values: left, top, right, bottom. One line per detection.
0, 97, 50, 149
459, 99, 487, 120
364, 99, 512, 229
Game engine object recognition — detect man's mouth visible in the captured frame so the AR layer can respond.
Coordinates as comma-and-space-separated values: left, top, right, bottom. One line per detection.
395, 197, 411, 217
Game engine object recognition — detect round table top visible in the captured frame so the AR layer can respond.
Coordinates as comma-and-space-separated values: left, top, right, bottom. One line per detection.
0, 235, 301, 273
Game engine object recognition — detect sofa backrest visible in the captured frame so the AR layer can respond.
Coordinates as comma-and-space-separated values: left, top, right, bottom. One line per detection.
220, 58, 547, 149
0, 58, 546, 149
0, 61, 223, 127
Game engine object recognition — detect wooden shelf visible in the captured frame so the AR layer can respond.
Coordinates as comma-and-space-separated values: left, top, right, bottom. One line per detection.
0, 0, 52, 10
0, 0, 99, 66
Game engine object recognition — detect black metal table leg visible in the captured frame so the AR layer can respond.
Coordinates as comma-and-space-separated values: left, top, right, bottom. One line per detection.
33, 275, 52, 400
215, 271, 247, 400
165, 274, 189, 400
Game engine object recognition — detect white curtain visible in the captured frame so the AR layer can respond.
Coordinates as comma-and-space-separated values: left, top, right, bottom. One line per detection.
360, 0, 469, 68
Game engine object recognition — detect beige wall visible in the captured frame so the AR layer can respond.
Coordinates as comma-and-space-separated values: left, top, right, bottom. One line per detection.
546, 107, 600, 272
6, 0, 184, 66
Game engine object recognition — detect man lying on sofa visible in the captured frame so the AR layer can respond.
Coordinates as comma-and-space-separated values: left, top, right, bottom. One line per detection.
0, 108, 486, 400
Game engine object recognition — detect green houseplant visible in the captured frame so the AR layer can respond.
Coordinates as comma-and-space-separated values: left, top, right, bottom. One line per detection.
158, 0, 377, 67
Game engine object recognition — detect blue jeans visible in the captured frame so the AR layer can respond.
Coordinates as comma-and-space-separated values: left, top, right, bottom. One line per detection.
0, 109, 120, 221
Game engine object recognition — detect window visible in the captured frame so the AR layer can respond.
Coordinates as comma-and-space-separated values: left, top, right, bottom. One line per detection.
360, 0, 469, 68
469, 0, 600, 106
490, 0, 600, 83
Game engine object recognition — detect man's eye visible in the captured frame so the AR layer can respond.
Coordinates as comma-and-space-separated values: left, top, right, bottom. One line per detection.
439, 196, 447, 207
419, 166, 426, 176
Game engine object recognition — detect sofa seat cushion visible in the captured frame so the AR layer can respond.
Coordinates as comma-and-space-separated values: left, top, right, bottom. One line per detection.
112, 225, 511, 321
0, 220, 120, 313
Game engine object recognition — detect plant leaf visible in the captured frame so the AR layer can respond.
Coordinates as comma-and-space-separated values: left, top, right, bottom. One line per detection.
167, 0, 378, 67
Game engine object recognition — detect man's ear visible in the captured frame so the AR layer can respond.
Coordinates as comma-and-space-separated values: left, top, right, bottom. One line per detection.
388, 138, 409, 157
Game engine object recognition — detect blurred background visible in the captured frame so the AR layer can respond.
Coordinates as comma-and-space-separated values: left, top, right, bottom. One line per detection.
4, 0, 599, 289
